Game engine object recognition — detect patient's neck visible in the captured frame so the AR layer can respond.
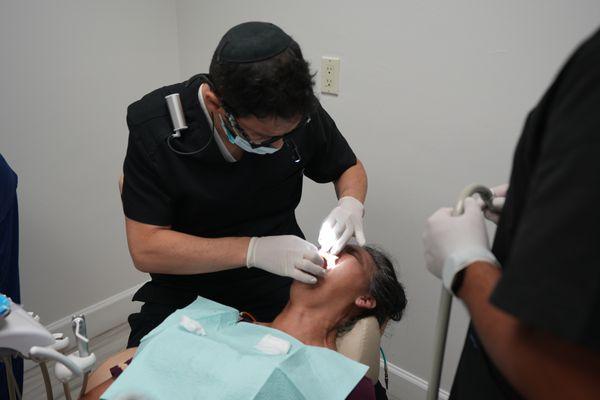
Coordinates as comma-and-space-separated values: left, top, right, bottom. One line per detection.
269, 300, 352, 350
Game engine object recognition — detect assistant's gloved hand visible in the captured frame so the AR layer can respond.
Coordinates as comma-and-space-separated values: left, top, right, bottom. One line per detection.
318, 197, 366, 255
476, 183, 509, 224
246, 235, 325, 284
422, 197, 499, 294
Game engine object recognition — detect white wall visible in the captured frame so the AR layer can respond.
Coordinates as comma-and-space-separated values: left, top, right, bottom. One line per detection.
2, 1, 600, 397
0, 0, 180, 323
175, 0, 600, 395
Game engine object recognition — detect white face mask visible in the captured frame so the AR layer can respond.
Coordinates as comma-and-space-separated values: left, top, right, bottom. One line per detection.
220, 116, 280, 155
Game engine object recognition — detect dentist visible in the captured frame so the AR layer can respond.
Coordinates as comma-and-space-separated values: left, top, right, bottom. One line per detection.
121, 22, 367, 348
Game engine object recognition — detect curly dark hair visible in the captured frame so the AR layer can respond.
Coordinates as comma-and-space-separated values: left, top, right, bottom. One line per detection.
363, 246, 407, 326
338, 246, 407, 334
209, 41, 316, 119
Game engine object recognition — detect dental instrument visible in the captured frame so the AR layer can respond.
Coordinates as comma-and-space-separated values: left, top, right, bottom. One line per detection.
55, 315, 97, 400
0, 294, 96, 400
426, 184, 501, 400
165, 93, 188, 138
165, 92, 214, 156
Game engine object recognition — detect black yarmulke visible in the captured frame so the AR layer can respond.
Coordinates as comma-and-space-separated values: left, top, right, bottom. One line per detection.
215, 22, 292, 64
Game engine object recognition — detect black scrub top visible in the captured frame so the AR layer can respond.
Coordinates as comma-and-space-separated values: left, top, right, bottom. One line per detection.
121, 74, 357, 320
450, 28, 600, 399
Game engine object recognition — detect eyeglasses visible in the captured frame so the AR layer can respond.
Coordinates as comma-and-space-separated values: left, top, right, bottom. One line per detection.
222, 108, 310, 148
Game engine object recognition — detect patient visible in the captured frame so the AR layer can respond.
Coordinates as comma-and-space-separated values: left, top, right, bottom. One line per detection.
84, 245, 407, 400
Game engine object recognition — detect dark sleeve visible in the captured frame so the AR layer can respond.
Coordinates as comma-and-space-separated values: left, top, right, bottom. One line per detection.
490, 32, 600, 349
0, 154, 17, 222
121, 120, 172, 226
303, 104, 357, 183
346, 377, 375, 400
0, 154, 20, 303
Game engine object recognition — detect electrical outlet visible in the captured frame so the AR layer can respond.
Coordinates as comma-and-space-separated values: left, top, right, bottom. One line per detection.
321, 56, 340, 95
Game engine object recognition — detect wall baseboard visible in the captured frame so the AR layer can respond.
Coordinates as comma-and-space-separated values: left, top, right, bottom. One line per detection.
380, 359, 449, 400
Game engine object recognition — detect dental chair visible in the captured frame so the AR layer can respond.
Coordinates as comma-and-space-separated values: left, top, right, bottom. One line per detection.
115, 175, 384, 387
337, 317, 383, 383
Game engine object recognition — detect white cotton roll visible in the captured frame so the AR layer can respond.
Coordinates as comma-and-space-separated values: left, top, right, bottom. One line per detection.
179, 315, 206, 336
254, 334, 291, 355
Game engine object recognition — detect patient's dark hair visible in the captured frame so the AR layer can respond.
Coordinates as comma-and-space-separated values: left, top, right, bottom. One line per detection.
339, 246, 407, 334
209, 43, 316, 119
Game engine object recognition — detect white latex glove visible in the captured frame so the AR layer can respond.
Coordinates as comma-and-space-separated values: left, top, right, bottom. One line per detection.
246, 235, 325, 284
318, 196, 366, 255
476, 184, 509, 224
423, 197, 499, 294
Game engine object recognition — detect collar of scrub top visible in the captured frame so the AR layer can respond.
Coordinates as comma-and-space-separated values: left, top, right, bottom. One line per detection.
164, 75, 226, 162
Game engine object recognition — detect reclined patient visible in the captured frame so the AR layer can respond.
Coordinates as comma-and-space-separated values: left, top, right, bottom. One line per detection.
85, 245, 407, 400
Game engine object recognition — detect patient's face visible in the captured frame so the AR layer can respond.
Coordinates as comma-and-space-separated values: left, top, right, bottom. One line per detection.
291, 245, 374, 305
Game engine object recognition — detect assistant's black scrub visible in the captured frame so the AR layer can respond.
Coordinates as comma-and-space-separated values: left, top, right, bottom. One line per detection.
122, 75, 357, 348
450, 28, 600, 399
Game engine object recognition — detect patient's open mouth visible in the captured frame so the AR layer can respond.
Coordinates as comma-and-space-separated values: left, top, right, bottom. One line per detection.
319, 250, 339, 270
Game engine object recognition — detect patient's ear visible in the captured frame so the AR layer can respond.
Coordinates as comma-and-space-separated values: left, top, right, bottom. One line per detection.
355, 295, 376, 310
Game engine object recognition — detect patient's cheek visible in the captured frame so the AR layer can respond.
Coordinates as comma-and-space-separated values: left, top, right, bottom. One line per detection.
327, 258, 360, 277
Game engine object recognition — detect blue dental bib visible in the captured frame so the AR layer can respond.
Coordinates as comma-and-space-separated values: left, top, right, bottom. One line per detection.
101, 297, 368, 400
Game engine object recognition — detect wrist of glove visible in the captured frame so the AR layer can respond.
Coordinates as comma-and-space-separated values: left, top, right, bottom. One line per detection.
338, 196, 364, 215
246, 235, 325, 284
442, 247, 499, 295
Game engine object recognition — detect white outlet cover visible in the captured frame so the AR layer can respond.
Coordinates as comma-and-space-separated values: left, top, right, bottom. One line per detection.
321, 56, 340, 95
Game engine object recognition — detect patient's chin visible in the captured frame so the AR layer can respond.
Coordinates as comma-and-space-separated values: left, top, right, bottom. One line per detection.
291, 275, 328, 293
